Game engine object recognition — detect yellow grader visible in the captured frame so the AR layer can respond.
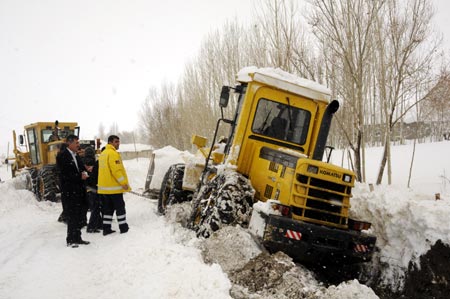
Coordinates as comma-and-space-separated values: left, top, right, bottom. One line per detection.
158, 67, 376, 267
11, 120, 98, 201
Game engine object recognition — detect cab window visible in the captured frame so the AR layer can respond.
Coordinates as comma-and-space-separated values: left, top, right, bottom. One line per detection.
42, 128, 74, 142
252, 98, 311, 145
27, 128, 41, 165
42, 129, 54, 143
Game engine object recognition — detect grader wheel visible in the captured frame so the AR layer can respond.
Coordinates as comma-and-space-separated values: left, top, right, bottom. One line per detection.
36, 165, 58, 202
189, 170, 255, 238
29, 168, 39, 195
158, 163, 193, 214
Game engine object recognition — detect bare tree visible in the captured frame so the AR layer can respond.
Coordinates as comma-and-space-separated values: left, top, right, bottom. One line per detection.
421, 71, 450, 141
254, 0, 301, 72
175, 20, 254, 148
117, 131, 136, 144
308, 0, 384, 182
107, 122, 119, 136
97, 122, 106, 140
374, 0, 439, 184
138, 83, 188, 149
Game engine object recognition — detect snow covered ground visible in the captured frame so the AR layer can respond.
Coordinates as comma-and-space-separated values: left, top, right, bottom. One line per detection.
0, 141, 449, 298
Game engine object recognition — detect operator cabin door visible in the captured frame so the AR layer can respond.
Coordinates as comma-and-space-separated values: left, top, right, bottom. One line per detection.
26, 128, 41, 165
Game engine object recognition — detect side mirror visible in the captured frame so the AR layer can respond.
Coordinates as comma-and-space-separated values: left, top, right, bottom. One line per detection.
19, 135, 24, 145
219, 86, 230, 108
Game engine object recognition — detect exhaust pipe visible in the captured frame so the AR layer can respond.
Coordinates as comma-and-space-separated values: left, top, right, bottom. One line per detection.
312, 100, 339, 161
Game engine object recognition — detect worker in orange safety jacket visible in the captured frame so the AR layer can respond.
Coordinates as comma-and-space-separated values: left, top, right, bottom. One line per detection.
97, 135, 131, 235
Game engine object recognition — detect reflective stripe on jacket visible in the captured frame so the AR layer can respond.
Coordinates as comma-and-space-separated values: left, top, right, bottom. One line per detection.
97, 144, 131, 194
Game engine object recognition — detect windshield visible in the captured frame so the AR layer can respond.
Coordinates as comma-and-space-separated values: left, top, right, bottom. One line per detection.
42, 128, 75, 143
252, 98, 311, 145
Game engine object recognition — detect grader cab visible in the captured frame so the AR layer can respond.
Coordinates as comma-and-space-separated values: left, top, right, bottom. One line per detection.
158, 67, 376, 266
11, 120, 98, 201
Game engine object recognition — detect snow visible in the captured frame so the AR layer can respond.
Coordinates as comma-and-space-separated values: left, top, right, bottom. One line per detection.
0, 163, 231, 299
149, 146, 193, 190
117, 143, 153, 152
322, 280, 379, 299
236, 66, 331, 103
352, 183, 450, 289
332, 141, 450, 290
1, 140, 450, 298
351, 141, 450, 196
248, 200, 282, 238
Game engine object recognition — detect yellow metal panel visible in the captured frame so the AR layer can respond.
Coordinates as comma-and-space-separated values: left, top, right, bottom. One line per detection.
191, 135, 207, 148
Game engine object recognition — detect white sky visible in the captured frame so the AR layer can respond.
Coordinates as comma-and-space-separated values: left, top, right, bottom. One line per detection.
0, 0, 449, 157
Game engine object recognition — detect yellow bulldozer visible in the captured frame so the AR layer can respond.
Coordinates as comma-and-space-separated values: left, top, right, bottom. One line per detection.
11, 120, 98, 201
158, 67, 376, 267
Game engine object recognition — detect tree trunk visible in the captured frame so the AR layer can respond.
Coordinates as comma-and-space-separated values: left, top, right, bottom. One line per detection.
376, 138, 388, 185
353, 131, 363, 182
407, 137, 417, 188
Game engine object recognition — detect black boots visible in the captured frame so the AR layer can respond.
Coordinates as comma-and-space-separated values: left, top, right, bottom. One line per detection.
67, 239, 90, 248
103, 229, 116, 236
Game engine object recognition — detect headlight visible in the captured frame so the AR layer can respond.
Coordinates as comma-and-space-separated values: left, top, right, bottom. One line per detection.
343, 174, 352, 183
307, 165, 319, 174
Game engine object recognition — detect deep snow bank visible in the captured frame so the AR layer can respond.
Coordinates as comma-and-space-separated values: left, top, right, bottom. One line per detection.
351, 183, 450, 290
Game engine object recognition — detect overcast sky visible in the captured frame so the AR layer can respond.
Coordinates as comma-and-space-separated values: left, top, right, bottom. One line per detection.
1, 0, 449, 157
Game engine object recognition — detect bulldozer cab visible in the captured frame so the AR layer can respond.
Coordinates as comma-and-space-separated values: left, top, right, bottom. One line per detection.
218, 69, 332, 170
20, 121, 79, 168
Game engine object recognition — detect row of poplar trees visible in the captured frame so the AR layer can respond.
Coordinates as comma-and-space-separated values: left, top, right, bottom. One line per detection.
139, 0, 450, 185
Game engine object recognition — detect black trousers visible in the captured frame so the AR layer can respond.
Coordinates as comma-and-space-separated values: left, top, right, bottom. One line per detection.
87, 192, 103, 230
81, 197, 89, 227
58, 193, 69, 223
102, 193, 128, 233
66, 193, 85, 244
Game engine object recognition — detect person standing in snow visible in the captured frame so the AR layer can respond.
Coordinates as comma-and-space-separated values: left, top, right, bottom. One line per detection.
57, 143, 69, 224
85, 147, 104, 233
98, 135, 131, 235
57, 135, 91, 248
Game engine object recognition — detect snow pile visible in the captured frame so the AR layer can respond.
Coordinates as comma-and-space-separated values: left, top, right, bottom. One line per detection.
164, 201, 194, 228
150, 146, 193, 189
201, 226, 262, 273
236, 66, 331, 102
351, 183, 450, 290
0, 176, 42, 215
229, 251, 320, 298
321, 280, 379, 299
248, 200, 281, 238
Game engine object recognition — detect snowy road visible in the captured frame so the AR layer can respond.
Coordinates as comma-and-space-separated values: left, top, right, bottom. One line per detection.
0, 185, 231, 299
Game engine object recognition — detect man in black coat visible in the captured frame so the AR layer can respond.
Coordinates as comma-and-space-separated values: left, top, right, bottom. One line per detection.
57, 143, 69, 223
57, 134, 91, 248
85, 147, 103, 233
